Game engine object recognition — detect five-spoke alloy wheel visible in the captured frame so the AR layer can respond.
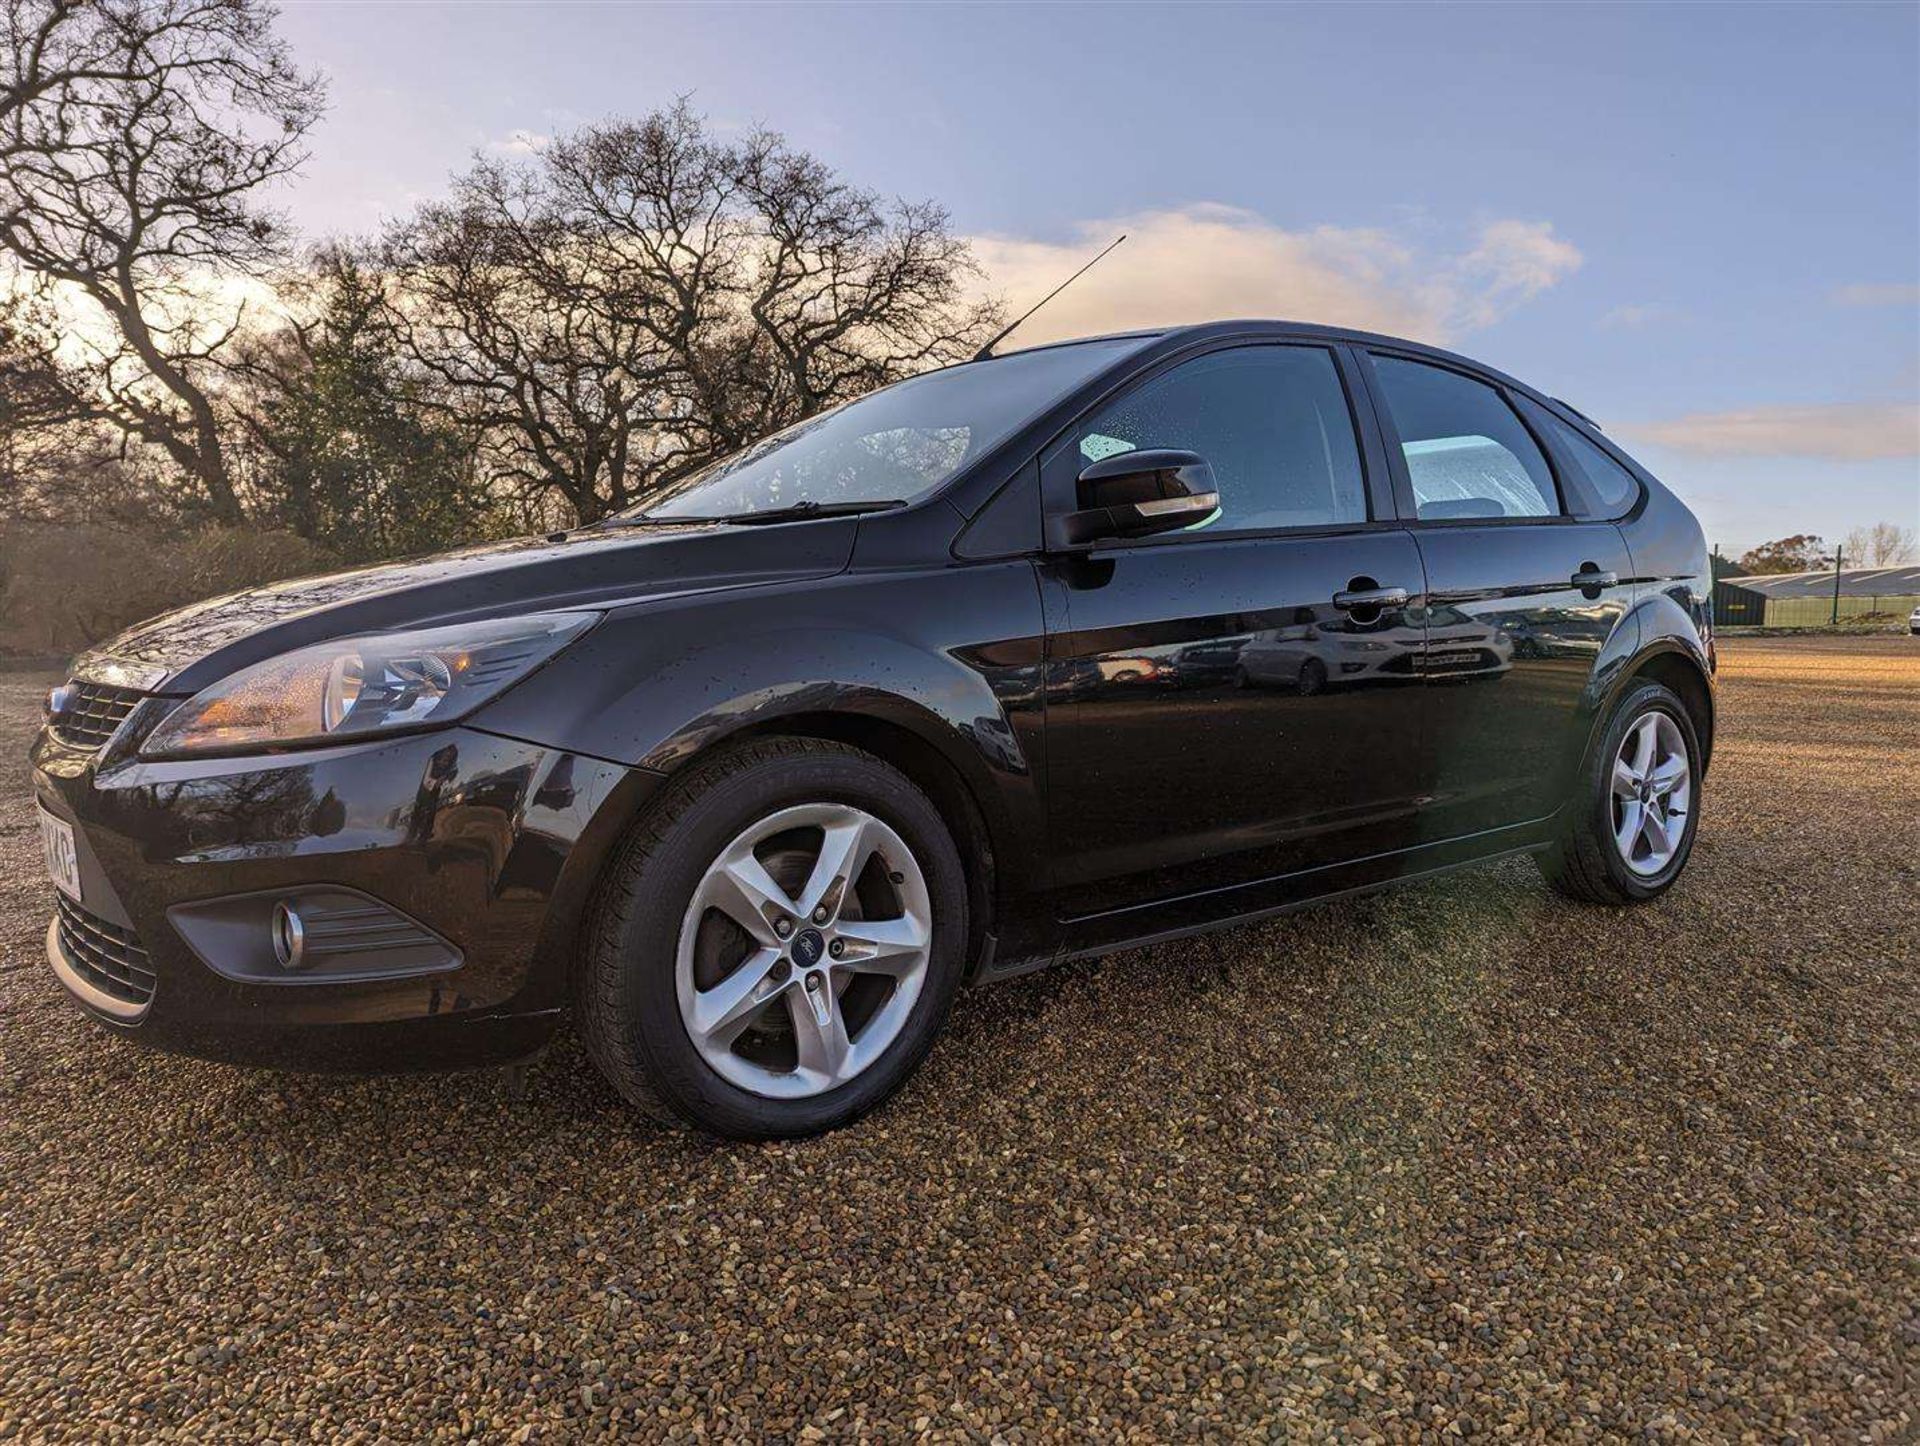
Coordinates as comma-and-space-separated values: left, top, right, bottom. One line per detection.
578, 737, 965, 1138
678, 802, 933, 1099
1539, 678, 1703, 905
1608, 710, 1692, 877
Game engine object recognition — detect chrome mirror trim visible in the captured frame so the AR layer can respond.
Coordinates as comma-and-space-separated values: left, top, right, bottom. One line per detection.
1136, 491, 1220, 517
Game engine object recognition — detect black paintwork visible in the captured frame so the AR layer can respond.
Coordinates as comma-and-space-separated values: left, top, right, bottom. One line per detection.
31, 320, 1714, 1071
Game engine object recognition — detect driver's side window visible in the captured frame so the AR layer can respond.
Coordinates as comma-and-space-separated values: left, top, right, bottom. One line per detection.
1071, 347, 1368, 535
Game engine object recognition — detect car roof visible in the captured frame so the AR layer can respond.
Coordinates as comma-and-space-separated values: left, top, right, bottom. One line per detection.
991, 319, 1544, 403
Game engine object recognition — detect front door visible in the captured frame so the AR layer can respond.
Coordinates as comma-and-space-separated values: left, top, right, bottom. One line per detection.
1362, 351, 1637, 839
1041, 343, 1429, 922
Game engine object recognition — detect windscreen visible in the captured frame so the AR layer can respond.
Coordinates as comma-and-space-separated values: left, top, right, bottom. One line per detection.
635, 338, 1143, 521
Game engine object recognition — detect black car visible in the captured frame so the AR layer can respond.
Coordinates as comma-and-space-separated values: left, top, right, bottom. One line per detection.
32, 322, 1715, 1139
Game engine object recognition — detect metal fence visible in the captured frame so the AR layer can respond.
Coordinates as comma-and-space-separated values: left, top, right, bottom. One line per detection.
1713, 584, 1920, 629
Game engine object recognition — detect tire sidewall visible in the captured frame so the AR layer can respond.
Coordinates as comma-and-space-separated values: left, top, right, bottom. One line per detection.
1587, 682, 1702, 900
593, 747, 966, 1137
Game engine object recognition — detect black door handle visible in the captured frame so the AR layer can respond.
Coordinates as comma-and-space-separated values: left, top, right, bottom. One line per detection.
1571, 569, 1619, 590
1332, 586, 1409, 611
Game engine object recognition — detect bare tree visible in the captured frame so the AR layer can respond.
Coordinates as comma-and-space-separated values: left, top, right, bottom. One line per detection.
0, 286, 153, 523
383, 152, 684, 525
384, 103, 999, 524
0, 0, 323, 523
0, 288, 79, 439
1839, 520, 1918, 567
2, 291, 83, 513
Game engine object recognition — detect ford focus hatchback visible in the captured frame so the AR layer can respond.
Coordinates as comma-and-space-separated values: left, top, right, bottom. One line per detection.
32, 322, 1715, 1138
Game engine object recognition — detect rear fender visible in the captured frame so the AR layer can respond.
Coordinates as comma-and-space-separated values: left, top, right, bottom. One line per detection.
1567, 590, 1715, 786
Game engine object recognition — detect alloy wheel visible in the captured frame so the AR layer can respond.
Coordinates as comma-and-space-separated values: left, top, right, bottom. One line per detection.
675, 802, 932, 1098
1609, 710, 1692, 878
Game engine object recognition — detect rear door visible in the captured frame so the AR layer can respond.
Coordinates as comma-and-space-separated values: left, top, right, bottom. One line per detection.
1360, 350, 1635, 840
1041, 342, 1429, 922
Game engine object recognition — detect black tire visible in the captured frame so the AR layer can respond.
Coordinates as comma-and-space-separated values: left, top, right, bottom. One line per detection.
1296, 658, 1328, 697
576, 736, 967, 1139
1537, 679, 1702, 905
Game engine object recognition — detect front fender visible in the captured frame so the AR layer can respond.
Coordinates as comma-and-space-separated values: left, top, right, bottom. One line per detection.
473, 563, 1052, 900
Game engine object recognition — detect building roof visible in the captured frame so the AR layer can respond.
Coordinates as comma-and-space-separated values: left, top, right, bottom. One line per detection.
1720, 566, 1920, 598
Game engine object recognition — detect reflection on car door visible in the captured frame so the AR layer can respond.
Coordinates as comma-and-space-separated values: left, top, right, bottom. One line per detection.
1362, 351, 1637, 840
1410, 524, 1634, 836
1039, 344, 1428, 923
1046, 533, 1429, 920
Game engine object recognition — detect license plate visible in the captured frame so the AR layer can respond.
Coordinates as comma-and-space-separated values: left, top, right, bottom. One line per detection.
38, 807, 81, 902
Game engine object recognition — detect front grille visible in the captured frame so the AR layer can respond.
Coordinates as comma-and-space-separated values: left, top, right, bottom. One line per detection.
52, 682, 145, 749
54, 893, 156, 1007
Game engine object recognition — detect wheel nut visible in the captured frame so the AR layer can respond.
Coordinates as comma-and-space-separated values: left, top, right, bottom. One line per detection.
774, 917, 794, 938
812, 906, 829, 924
828, 938, 845, 959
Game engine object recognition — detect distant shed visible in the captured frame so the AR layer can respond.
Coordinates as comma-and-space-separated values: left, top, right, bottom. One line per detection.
1714, 566, 1920, 626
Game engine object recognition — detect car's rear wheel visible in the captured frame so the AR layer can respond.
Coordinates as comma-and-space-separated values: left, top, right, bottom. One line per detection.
1538, 678, 1702, 905
577, 737, 967, 1138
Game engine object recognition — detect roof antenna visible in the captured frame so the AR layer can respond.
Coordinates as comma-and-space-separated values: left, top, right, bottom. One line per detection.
972, 233, 1127, 362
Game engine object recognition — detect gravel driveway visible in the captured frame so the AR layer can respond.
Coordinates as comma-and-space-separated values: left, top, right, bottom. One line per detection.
2, 636, 1914, 1441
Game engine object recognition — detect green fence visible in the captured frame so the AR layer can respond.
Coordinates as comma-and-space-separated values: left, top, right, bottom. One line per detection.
1741, 594, 1919, 628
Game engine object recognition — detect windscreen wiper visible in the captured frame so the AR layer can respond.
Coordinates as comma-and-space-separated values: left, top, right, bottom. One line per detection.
601, 498, 905, 528
705, 499, 906, 525
596, 513, 696, 529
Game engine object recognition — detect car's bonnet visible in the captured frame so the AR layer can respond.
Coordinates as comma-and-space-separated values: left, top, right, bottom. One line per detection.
76, 520, 861, 696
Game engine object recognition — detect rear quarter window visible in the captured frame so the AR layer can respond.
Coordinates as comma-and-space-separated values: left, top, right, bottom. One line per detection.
1530, 406, 1644, 516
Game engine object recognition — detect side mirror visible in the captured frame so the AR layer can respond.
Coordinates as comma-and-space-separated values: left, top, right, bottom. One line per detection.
1049, 449, 1221, 549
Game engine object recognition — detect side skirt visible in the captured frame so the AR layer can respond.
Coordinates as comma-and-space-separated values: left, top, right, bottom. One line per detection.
973, 824, 1553, 985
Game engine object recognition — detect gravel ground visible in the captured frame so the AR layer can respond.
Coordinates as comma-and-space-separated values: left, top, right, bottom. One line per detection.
1, 635, 1915, 1442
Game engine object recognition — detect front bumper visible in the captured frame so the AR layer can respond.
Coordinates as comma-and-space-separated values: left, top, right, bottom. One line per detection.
32, 720, 657, 1071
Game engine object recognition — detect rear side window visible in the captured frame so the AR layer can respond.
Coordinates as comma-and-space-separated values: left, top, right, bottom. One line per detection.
1533, 409, 1643, 515
1370, 355, 1559, 521
1070, 346, 1368, 534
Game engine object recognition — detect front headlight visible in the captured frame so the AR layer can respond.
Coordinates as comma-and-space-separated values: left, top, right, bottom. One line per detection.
141, 612, 599, 757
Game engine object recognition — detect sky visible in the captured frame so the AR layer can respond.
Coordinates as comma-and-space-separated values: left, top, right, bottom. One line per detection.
269, 0, 1919, 559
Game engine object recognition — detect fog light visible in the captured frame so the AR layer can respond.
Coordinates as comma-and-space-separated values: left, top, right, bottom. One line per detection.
271, 901, 308, 971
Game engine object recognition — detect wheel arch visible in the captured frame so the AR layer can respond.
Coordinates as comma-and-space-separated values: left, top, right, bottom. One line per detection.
1554, 630, 1715, 821
559, 697, 1024, 989
712, 708, 1002, 972
1626, 646, 1715, 774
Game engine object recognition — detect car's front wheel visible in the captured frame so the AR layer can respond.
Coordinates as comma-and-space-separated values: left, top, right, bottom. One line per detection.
1538, 678, 1702, 905
577, 737, 967, 1138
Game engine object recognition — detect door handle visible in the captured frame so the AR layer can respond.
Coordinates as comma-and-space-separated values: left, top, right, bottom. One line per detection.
1570, 569, 1619, 590
1332, 586, 1409, 611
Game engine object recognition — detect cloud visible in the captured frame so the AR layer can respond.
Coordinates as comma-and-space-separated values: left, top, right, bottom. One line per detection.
1448, 219, 1585, 330
1623, 403, 1920, 461
1830, 283, 1920, 307
1600, 302, 1676, 330
485, 129, 550, 158
969, 205, 1581, 347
